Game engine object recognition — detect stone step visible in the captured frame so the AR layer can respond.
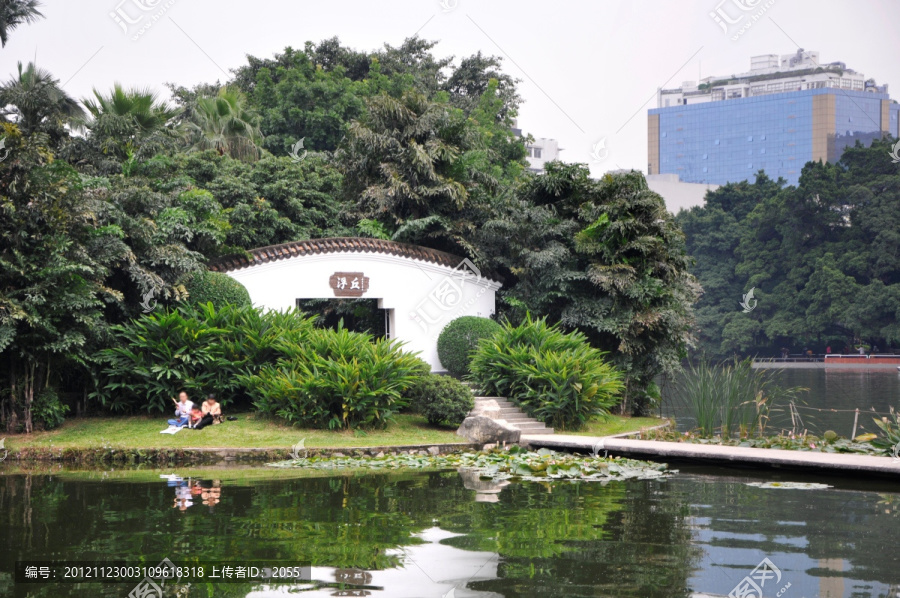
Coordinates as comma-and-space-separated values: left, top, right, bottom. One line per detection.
498, 407, 524, 416
521, 428, 555, 435
467, 396, 555, 434
511, 421, 551, 430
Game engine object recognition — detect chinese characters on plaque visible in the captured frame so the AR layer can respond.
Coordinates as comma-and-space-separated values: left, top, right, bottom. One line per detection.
329, 272, 370, 297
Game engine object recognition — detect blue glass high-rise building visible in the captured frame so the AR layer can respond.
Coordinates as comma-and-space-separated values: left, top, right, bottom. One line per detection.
647, 50, 900, 186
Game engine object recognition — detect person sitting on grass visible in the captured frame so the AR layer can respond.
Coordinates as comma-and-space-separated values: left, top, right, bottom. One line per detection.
168, 391, 193, 427
193, 394, 223, 430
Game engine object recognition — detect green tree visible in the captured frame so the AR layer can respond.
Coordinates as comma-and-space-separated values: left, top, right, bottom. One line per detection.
575, 172, 700, 413
0, 125, 118, 432
76, 83, 181, 163
341, 90, 476, 256
0, 0, 43, 47
679, 140, 900, 356
0, 62, 83, 145
184, 86, 263, 161
232, 45, 368, 154
484, 164, 698, 414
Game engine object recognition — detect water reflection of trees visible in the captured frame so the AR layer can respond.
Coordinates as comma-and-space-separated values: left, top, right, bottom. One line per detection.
1, 471, 697, 597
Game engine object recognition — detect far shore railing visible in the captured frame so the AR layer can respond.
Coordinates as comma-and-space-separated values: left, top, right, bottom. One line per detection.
754, 354, 900, 364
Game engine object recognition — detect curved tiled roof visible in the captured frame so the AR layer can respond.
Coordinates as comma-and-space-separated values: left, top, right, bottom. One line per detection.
210, 237, 502, 282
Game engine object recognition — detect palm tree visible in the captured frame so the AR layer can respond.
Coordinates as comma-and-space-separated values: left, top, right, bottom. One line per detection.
77, 83, 181, 160
0, 0, 43, 47
341, 90, 479, 255
185, 86, 263, 161
0, 62, 84, 137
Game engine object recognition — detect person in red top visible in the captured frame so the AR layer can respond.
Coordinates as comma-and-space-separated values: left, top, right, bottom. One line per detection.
193, 394, 223, 430
188, 406, 203, 428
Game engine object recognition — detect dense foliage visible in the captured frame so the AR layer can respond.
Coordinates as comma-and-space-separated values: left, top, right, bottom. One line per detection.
482, 164, 699, 414
0, 13, 750, 431
94, 304, 426, 429
404, 373, 474, 427
678, 140, 900, 357
436, 316, 502, 377
92, 304, 308, 412
469, 317, 624, 430
182, 270, 252, 309
242, 326, 426, 429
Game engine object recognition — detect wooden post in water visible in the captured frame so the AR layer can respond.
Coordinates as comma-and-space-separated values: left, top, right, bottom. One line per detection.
851, 408, 859, 439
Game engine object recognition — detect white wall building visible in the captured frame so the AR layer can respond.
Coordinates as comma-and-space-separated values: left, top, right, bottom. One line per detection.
525, 137, 561, 173
512, 119, 562, 173
213, 238, 502, 372
646, 173, 719, 213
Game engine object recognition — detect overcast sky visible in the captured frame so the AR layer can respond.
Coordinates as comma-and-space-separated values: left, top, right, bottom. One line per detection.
3, 0, 899, 175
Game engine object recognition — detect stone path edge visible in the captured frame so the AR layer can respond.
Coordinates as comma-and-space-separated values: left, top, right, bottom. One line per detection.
5, 442, 481, 464
521, 435, 900, 480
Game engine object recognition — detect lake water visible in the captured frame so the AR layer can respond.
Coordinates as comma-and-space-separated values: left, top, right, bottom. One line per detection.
1, 465, 898, 597
660, 368, 900, 436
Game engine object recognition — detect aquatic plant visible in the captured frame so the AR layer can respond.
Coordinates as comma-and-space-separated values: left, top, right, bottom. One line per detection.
674, 358, 806, 438
268, 446, 672, 484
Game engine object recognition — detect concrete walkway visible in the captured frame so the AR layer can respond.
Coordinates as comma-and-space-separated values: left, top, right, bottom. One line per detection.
521, 434, 900, 479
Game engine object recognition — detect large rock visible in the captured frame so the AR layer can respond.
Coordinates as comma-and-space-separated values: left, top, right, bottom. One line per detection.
456, 416, 521, 444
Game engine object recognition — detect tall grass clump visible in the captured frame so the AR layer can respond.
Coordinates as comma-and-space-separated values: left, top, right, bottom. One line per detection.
676, 358, 806, 438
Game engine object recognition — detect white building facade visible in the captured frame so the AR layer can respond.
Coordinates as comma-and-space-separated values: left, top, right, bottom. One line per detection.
212, 238, 502, 372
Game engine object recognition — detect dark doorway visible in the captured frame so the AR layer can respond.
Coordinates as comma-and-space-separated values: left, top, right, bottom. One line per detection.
296, 298, 386, 338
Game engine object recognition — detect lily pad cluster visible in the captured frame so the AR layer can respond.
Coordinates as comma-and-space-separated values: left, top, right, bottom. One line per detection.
745, 481, 833, 490
268, 446, 672, 484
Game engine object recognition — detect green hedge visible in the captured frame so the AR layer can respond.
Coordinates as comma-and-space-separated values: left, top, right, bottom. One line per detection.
437, 316, 503, 377
405, 374, 474, 427
182, 270, 251, 309
468, 316, 624, 430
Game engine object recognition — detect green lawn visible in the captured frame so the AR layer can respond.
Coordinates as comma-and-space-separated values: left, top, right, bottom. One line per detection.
5, 413, 464, 452
567, 416, 669, 437
4, 413, 668, 454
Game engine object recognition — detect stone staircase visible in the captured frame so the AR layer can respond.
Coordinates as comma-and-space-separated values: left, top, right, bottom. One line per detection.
472, 396, 554, 435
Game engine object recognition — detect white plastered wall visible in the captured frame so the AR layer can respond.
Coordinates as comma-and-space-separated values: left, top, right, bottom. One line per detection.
225, 251, 501, 371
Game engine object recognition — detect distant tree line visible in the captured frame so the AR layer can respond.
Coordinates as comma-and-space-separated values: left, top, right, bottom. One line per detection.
678, 139, 900, 358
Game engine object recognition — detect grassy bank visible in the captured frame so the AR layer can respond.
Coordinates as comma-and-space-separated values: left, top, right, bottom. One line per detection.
1, 413, 668, 465
569, 416, 668, 437
4, 413, 463, 452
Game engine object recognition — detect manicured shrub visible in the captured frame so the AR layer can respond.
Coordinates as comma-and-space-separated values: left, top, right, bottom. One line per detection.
437, 316, 503, 377
182, 270, 251, 309
406, 374, 474, 427
469, 315, 623, 430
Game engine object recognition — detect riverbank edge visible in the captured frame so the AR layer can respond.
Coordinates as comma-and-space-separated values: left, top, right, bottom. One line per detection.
521, 435, 900, 479
3, 442, 481, 465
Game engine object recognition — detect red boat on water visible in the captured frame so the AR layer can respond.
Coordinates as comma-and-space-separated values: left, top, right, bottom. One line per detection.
824, 354, 900, 368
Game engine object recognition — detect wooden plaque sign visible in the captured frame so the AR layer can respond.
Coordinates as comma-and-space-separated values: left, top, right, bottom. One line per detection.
329, 272, 370, 297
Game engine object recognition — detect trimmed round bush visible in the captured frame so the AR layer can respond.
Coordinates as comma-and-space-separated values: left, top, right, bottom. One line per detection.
183, 270, 251, 309
437, 316, 503, 377
407, 374, 474, 427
